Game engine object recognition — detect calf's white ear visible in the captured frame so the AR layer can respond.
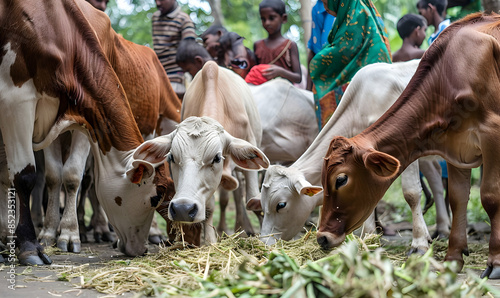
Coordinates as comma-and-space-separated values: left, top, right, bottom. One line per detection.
363, 150, 400, 178
127, 133, 174, 184
223, 131, 270, 170
133, 133, 174, 164
246, 197, 262, 211
293, 177, 323, 197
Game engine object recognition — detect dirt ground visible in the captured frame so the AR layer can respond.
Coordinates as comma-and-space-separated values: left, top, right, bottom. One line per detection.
2, 226, 500, 297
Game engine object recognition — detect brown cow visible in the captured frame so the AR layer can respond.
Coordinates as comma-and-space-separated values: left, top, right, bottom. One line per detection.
0, 0, 176, 265
37, 2, 184, 252
317, 12, 500, 279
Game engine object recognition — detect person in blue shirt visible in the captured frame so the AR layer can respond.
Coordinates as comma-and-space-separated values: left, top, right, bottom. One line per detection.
417, 0, 450, 44
306, 1, 336, 91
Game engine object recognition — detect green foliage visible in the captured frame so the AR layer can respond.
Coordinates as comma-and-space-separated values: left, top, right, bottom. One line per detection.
182, 240, 498, 297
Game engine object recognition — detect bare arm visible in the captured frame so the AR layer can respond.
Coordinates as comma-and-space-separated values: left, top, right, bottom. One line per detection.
263, 41, 302, 83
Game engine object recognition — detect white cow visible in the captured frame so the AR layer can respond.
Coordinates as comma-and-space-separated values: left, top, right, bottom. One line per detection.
249, 78, 318, 165
215, 79, 319, 235
132, 61, 269, 244
247, 60, 449, 252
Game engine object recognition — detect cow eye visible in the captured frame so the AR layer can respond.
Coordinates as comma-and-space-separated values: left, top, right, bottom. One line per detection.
276, 202, 286, 212
212, 153, 222, 164
335, 174, 348, 190
167, 153, 175, 164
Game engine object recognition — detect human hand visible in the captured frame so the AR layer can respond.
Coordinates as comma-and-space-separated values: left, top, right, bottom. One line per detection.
262, 65, 283, 80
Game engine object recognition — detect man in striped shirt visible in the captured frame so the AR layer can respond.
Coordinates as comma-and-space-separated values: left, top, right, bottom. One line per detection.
152, 0, 196, 99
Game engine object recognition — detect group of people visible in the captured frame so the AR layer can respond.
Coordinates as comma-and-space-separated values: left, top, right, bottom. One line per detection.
149, 0, 459, 132
88, 0, 458, 133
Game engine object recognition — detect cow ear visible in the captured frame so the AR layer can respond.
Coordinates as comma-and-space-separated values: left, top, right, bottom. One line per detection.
246, 197, 262, 211
133, 133, 174, 165
221, 174, 239, 191
127, 133, 174, 184
126, 160, 155, 184
293, 177, 323, 197
223, 131, 269, 170
363, 150, 400, 178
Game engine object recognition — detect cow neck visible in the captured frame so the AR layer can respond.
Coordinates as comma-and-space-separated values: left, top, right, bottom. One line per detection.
356, 61, 450, 176
69, 1, 145, 153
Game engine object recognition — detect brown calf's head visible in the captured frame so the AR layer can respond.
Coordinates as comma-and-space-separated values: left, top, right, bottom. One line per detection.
317, 136, 400, 250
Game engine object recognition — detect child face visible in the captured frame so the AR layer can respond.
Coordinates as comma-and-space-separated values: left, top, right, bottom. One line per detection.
415, 25, 427, 47
202, 33, 222, 58
155, 0, 176, 15
417, 3, 433, 25
178, 61, 201, 78
259, 7, 285, 36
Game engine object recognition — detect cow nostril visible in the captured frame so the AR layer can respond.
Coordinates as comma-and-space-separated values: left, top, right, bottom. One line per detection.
189, 204, 198, 219
317, 235, 328, 248
170, 203, 177, 217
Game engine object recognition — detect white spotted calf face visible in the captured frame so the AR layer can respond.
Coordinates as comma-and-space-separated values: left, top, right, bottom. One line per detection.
247, 165, 322, 245
133, 116, 269, 225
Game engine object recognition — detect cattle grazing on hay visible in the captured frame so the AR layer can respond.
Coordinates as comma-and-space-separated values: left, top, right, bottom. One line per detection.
35, 0, 183, 253
133, 61, 269, 245
0, 0, 178, 265
247, 60, 447, 251
317, 12, 500, 279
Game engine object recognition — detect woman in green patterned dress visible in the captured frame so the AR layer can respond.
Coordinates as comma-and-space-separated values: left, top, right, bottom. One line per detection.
310, 0, 392, 129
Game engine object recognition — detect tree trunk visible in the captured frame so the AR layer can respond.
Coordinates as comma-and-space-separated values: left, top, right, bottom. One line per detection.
482, 0, 500, 13
206, 0, 225, 26
299, 0, 312, 49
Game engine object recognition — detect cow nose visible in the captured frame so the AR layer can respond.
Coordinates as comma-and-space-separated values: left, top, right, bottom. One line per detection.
169, 202, 198, 222
317, 235, 330, 250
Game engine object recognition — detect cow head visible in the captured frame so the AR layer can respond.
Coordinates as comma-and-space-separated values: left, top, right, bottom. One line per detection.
133, 116, 269, 225
88, 145, 172, 257
317, 136, 400, 250
247, 165, 322, 245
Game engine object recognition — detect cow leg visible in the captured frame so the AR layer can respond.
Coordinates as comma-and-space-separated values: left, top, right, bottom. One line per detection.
77, 154, 93, 243
444, 165, 470, 273
419, 158, 450, 239
88, 185, 115, 243
38, 139, 63, 248
148, 216, 166, 245
401, 161, 431, 254
217, 189, 230, 235
479, 150, 500, 278
31, 150, 45, 233
58, 131, 90, 252
234, 171, 257, 236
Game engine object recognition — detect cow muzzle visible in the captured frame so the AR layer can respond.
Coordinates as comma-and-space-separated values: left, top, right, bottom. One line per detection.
169, 201, 199, 222
316, 231, 346, 250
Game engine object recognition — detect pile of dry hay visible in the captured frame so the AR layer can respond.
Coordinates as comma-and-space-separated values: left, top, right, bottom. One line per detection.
57, 231, 499, 297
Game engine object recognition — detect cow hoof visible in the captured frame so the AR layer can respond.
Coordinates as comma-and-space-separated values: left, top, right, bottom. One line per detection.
102, 232, 115, 243
480, 266, 500, 279
18, 251, 52, 266
57, 240, 81, 253
407, 247, 426, 256
70, 242, 81, 253
94, 232, 102, 243
0, 254, 4, 263
431, 231, 449, 240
